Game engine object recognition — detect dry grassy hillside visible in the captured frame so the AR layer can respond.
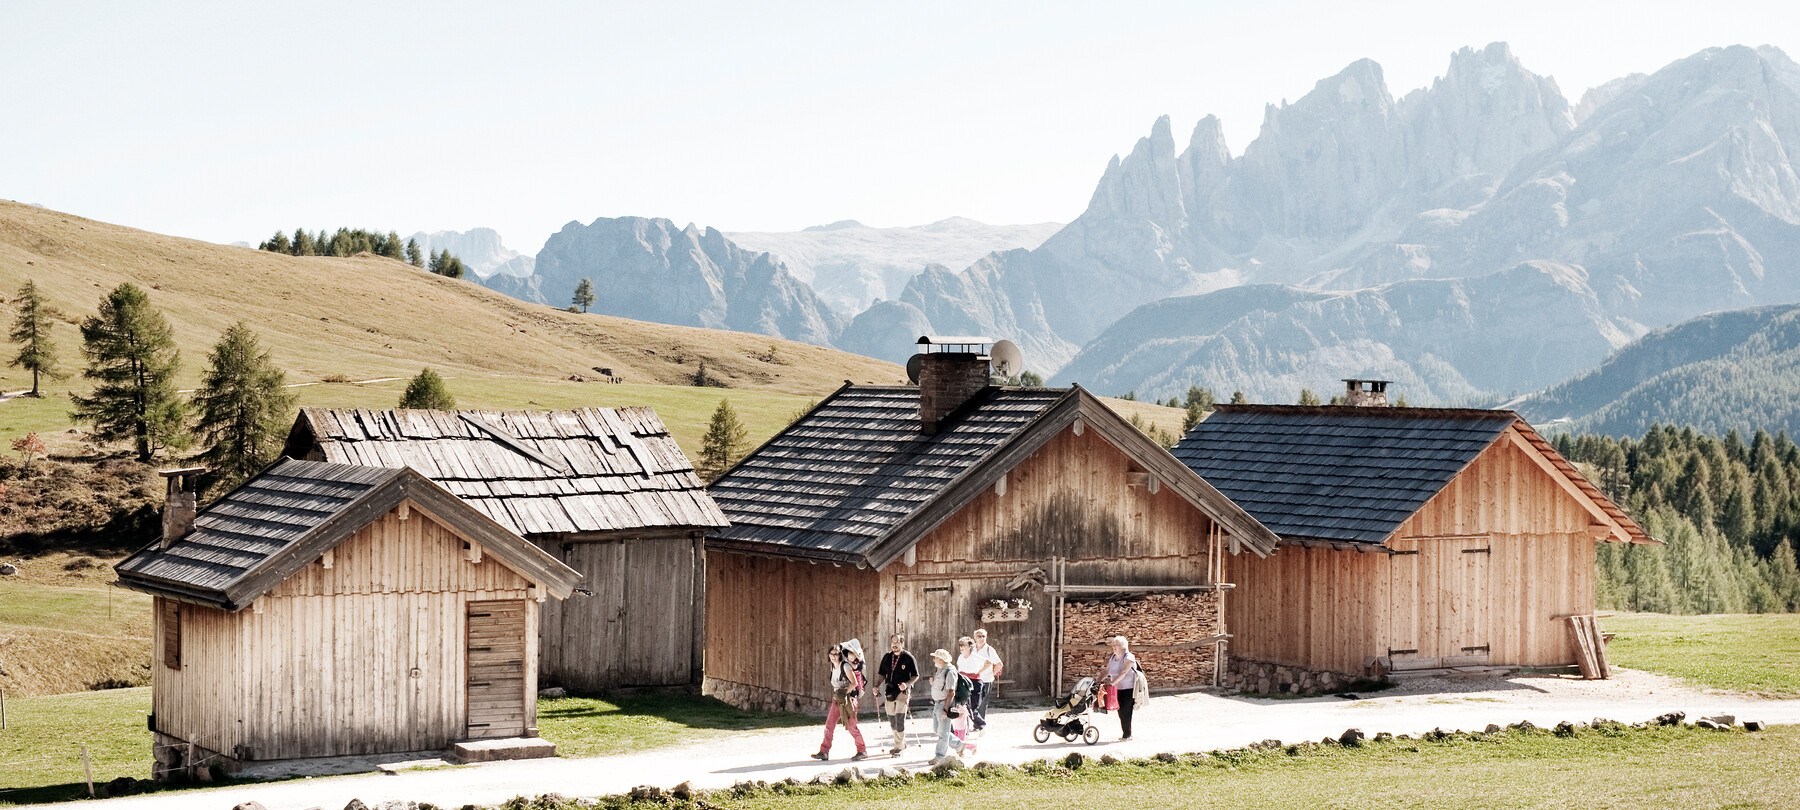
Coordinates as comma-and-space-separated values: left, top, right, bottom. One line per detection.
0, 200, 903, 396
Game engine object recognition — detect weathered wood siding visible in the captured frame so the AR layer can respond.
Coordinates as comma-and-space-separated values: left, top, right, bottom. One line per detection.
539, 532, 699, 690
1228, 428, 1602, 674
705, 551, 881, 709
153, 505, 539, 761
886, 426, 1219, 697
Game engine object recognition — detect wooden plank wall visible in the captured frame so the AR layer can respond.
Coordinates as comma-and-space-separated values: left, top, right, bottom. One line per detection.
540, 533, 696, 690
884, 427, 1218, 696
705, 551, 881, 705
154, 506, 538, 761
1227, 430, 1601, 674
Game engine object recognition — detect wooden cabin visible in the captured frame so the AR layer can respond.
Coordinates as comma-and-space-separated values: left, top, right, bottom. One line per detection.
283, 407, 728, 691
1171, 396, 1654, 690
115, 460, 580, 777
703, 342, 1278, 712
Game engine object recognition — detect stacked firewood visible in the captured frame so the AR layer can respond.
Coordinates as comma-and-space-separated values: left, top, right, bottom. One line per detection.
1061, 593, 1223, 688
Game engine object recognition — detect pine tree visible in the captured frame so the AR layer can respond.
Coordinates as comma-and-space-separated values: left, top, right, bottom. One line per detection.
427, 249, 444, 274
440, 254, 466, 279
1018, 370, 1045, 386
292, 229, 316, 256
190, 323, 298, 488
399, 368, 455, 410
406, 238, 424, 267
1770, 538, 1800, 612
1298, 388, 1320, 406
69, 283, 186, 462
1229, 390, 1248, 405
260, 231, 291, 253
698, 397, 748, 481
9, 280, 66, 397
573, 278, 595, 313
382, 231, 405, 260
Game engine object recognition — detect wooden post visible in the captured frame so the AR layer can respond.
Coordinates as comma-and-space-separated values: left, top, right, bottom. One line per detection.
691, 532, 707, 687
2, 687, 7, 729
81, 744, 94, 797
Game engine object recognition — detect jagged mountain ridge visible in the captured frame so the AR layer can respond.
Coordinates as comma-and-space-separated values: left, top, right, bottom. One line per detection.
486, 216, 845, 346
1514, 303, 1800, 437
408, 228, 535, 278
724, 217, 1060, 314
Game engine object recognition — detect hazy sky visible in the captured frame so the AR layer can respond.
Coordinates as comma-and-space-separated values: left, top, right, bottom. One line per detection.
4, 1, 1795, 254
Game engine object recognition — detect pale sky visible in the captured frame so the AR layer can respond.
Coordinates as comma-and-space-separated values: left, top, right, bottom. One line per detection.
4, 1, 1795, 254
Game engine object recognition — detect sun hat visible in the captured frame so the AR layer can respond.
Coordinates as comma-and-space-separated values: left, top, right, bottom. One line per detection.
930, 648, 952, 664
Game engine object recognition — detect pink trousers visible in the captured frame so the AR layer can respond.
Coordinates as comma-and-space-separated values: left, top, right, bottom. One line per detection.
819, 697, 866, 755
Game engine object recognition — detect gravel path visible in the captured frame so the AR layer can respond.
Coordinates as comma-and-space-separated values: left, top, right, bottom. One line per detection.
52, 669, 1800, 810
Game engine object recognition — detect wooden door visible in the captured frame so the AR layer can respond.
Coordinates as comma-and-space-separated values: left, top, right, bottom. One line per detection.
1444, 538, 1491, 665
547, 541, 628, 690
622, 537, 694, 685
465, 599, 528, 739
1386, 539, 1423, 668
897, 581, 959, 669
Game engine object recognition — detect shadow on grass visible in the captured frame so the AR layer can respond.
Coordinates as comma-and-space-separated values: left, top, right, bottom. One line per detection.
538, 691, 814, 732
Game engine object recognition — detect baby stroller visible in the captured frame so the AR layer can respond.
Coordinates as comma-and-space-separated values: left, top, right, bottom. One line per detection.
1033, 677, 1101, 745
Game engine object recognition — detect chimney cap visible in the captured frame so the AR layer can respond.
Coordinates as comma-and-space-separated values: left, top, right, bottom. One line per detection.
158, 467, 208, 478
1342, 378, 1389, 389
917, 335, 993, 354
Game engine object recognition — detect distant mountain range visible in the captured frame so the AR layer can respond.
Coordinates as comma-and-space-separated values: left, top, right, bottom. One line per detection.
408, 228, 534, 278
1513, 303, 1800, 437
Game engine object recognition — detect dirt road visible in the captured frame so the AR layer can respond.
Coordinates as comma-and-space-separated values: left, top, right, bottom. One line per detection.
48, 669, 1800, 810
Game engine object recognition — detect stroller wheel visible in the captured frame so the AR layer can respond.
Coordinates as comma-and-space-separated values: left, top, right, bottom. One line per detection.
1083, 724, 1101, 745
1033, 725, 1051, 744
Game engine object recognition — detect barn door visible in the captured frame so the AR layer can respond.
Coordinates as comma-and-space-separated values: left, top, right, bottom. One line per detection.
1386, 539, 1423, 668
466, 599, 528, 739
1445, 538, 1491, 665
900, 581, 958, 669
622, 537, 694, 685
550, 541, 628, 690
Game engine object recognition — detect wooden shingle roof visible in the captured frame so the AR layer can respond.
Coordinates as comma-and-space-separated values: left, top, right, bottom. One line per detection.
115, 458, 580, 610
1171, 405, 1651, 546
284, 407, 727, 537
708, 385, 1279, 567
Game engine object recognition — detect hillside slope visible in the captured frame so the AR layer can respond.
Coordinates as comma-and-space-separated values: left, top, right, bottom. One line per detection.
0, 201, 901, 396
1515, 303, 1800, 437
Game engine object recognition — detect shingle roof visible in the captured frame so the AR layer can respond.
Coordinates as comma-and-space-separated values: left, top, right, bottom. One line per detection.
115, 459, 582, 609
1171, 405, 1519, 545
709, 386, 1067, 561
709, 385, 1281, 566
285, 407, 727, 537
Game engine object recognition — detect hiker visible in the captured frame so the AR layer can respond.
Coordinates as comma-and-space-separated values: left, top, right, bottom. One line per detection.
1102, 635, 1140, 741
928, 648, 965, 763
812, 640, 868, 761
876, 633, 920, 755
958, 628, 1003, 732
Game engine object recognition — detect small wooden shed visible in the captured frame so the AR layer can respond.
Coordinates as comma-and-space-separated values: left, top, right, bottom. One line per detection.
1171, 402, 1654, 689
703, 346, 1278, 711
115, 459, 580, 777
283, 407, 728, 691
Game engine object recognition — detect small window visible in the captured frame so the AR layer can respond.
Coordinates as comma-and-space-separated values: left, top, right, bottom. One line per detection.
161, 600, 182, 670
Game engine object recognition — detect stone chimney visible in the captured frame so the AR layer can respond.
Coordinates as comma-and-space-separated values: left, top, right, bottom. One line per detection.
916, 336, 993, 434
1343, 379, 1389, 407
160, 467, 205, 547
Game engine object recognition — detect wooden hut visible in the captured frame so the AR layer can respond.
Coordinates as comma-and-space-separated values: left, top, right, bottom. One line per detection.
283, 407, 728, 691
1171, 395, 1654, 691
115, 460, 581, 777
703, 343, 1278, 711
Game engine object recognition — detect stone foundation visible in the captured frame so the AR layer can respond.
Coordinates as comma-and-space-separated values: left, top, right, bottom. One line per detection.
704, 677, 828, 715
151, 731, 238, 781
1061, 592, 1223, 688
1222, 658, 1371, 695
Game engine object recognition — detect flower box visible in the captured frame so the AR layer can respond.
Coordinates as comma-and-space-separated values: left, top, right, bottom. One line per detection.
980, 606, 1031, 623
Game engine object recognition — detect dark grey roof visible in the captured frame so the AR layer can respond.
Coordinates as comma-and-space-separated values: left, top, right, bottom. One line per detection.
116, 458, 580, 609
1171, 405, 1519, 545
285, 407, 727, 537
709, 385, 1280, 566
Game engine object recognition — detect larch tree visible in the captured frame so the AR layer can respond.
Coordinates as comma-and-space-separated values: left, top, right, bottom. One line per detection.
406, 238, 424, 267
698, 397, 748, 481
9, 280, 66, 396
191, 322, 298, 487
399, 367, 456, 410
573, 278, 596, 313
69, 283, 187, 462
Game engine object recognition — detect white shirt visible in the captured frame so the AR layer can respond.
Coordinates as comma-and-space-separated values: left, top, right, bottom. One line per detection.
957, 643, 1002, 683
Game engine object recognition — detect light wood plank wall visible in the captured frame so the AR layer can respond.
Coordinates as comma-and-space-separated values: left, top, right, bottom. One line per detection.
153, 504, 538, 761
1227, 428, 1604, 674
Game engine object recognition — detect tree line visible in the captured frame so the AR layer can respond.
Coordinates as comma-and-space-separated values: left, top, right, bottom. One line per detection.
1555, 425, 1800, 613
258, 228, 466, 278
8, 280, 460, 493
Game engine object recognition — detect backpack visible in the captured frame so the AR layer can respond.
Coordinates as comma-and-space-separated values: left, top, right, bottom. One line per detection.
953, 671, 974, 705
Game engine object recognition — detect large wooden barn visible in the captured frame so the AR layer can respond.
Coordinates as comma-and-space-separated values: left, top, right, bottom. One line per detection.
1171, 392, 1653, 691
703, 344, 1279, 711
115, 460, 580, 777
283, 407, 728, 691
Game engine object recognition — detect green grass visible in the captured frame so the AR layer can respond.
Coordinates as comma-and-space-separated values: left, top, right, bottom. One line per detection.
1605, 612, 1800, 696
0, 687, 152, 806
537, 693, 812, 758
623, 724, 1800, 809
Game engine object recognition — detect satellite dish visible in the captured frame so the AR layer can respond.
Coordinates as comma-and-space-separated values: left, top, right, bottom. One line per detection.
990, 340, 1025, 381
906, 354, 924, 385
